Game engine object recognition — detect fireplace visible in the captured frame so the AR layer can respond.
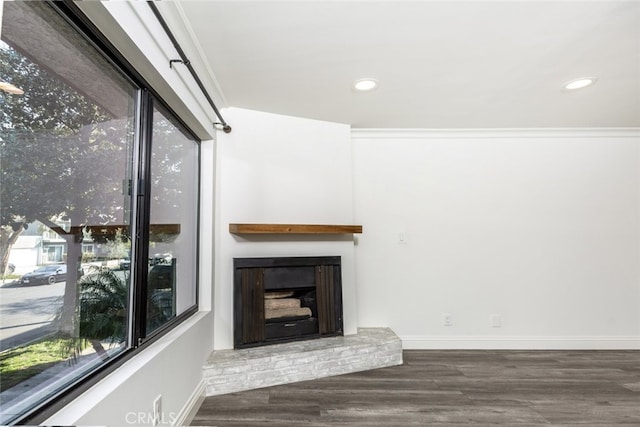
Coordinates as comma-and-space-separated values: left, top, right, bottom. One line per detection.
233, 256, 343, 349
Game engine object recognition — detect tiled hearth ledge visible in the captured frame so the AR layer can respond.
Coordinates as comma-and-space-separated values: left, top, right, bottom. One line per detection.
203, 328, 403, 396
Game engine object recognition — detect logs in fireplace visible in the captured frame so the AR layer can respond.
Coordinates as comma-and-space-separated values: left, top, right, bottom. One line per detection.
233, 256, 343, 349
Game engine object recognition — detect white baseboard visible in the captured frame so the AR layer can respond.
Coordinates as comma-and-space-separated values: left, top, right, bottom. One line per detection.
172, 379, 206, 427
400, 335, 640, 350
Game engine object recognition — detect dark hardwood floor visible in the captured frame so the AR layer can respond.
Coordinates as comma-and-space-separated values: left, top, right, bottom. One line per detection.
192, 350, 640, 426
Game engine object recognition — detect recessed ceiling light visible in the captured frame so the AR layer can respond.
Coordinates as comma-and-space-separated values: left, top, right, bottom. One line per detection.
0, 81, 24, 95
562, 77, 597, 91
353, 78, 378, 91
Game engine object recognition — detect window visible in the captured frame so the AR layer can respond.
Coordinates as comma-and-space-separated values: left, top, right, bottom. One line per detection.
0, 2, 199, 424
144, 105, 199, 334
44, 245, 65, 263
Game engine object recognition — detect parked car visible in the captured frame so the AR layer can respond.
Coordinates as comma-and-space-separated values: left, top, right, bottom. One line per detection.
148, 263, 174, 292
19, 264, 67, 285
147, 264, 176, 328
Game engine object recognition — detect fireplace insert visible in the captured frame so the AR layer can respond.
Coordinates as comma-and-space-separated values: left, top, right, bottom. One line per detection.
233, 256, 343, 349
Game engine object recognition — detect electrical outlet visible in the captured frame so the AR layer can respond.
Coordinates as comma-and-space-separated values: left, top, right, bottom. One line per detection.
153, 395, 162, 426
443, 313, 453, 327
491, 314, 502, 328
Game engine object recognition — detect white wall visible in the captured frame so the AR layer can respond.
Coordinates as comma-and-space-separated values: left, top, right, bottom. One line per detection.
353, 129, 640, 349
214, 107, 357, 349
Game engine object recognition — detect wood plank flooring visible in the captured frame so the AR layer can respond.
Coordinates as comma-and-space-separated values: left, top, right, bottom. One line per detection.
191, 350, 640, 426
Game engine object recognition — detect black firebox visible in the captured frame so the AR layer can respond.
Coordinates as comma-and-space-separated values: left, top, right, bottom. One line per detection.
233, 256, 343, 349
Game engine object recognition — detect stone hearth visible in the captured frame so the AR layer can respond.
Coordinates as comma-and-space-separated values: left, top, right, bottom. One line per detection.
202, 328, 402, 396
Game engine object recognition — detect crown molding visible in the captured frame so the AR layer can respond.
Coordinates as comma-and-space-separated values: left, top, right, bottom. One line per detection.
352, 128, 640, 140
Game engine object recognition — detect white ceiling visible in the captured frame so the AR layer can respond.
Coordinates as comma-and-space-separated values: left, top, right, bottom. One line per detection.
175, 0, 640, 129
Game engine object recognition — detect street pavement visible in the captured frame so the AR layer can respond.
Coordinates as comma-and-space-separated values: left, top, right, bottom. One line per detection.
0, 280, 65, 351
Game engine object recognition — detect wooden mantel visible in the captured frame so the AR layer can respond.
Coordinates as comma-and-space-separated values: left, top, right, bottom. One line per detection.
229, 223, 363, 235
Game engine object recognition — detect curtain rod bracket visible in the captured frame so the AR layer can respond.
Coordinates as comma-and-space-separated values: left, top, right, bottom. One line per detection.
169, 59, 191, 68
214, 122, 232, 133
148, 2, 231, 135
